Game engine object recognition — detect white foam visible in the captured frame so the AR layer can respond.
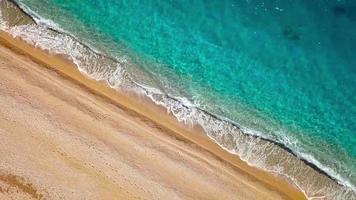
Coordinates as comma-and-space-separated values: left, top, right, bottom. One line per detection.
0, 0, 8, 29
1, 3, 355, 199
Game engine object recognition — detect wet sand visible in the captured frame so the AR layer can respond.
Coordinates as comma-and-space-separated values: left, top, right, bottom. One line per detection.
0, 30, 306, 199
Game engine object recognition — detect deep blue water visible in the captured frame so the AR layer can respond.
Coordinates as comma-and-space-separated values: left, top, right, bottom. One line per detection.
10, 0, 356, 192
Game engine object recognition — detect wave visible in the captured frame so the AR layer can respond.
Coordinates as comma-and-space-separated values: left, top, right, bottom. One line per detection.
1, 0, 355, 199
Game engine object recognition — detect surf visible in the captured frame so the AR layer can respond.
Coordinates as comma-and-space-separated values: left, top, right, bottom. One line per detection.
1, 0, 355, 199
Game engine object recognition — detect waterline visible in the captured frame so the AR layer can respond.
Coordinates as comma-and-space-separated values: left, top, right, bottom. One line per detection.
1, 1, 355, 199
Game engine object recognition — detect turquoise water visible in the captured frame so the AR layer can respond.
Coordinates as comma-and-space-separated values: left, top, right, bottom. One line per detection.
5, 0, 356, 196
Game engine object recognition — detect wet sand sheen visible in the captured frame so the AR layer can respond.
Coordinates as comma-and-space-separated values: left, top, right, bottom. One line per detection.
0, 31, 306, 199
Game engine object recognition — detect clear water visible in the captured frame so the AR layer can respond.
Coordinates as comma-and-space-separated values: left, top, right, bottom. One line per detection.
3, 0, 356, 197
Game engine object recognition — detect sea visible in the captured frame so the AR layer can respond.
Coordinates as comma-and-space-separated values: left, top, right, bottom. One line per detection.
0, 0, 355, 199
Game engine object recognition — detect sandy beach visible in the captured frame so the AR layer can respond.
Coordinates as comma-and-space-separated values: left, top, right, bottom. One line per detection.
0, 29, 306, 199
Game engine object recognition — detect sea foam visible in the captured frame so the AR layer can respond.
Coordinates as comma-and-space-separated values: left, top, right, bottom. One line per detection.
1, 1, 355, 199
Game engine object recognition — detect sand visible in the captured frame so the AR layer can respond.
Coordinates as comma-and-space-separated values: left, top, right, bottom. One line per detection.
0, 30, 306, 200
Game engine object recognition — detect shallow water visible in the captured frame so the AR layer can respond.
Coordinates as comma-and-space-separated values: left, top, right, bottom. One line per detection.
1, 0, 356, 198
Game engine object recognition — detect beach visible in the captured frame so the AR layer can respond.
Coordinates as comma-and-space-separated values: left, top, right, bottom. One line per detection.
1, 0, 354, 199
0, 30, 307, 199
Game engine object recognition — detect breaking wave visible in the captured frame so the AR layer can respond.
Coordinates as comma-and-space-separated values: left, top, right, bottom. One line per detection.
1, 0, 355, 199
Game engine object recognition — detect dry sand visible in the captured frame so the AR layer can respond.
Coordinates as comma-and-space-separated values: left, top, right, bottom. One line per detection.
0, 31, 306, 199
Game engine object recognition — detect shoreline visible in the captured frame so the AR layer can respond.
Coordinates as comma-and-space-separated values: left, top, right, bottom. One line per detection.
3, 1, 355, 198
0, 26, 306, 200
